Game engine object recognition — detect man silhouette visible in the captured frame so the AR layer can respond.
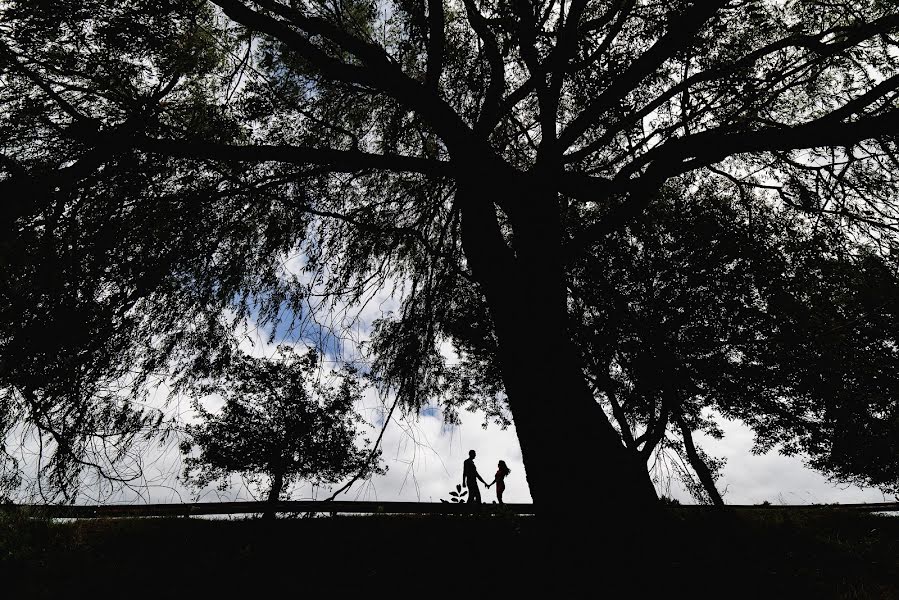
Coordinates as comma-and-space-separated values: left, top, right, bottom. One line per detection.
462, 449, 487, 503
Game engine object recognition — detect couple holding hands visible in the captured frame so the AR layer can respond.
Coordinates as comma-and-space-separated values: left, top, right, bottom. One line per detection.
462, 449, 511, 504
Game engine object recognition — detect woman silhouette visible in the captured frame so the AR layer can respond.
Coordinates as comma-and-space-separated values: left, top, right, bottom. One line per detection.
486, 460, 511, 504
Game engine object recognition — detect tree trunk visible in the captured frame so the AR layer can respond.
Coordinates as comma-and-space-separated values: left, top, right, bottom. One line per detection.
495, 314, 660, 513
457, 174, 658, 516
675, 412, 725, 507
263, 471, 284, 520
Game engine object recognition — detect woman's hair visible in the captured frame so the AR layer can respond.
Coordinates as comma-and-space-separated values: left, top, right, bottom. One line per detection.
498, 460, 511, 476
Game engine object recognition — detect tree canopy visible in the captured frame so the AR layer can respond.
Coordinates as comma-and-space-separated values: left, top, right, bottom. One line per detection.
180, 347, 382, 508
572, 183, 899, 501
2, 0, 899, 507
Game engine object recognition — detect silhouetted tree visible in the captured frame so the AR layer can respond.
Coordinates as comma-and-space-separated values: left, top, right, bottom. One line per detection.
572, 183, 899, 502
180, 348, 382, 516
2, 0, 899, 508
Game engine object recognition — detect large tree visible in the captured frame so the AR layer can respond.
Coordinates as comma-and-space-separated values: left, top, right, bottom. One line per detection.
2, 0, 899, 509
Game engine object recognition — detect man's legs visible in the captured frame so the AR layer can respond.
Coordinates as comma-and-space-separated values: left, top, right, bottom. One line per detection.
467, 482, 481, 503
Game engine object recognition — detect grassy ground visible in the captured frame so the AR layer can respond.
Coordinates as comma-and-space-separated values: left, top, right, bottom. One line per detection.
1, 507, 896, 598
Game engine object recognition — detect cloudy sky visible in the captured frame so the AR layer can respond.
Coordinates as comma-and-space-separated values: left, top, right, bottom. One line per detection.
116, 395, 890, 507
257, 269, 893, 508
14, 256, 889, 508
324, 405, 892, 506
99, 303, 893, 509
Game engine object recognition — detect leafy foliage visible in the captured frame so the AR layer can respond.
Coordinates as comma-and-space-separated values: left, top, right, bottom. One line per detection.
571, 180, 899, 496
440, 483, 469, 504
180, 347, 383, 501
2, 0, 899, 503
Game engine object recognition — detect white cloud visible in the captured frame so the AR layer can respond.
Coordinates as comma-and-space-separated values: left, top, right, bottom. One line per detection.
690, 418, 890, 505
331, 405, 531, 504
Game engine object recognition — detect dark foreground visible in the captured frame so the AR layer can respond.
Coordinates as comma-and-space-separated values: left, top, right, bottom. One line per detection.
1, 507, 897, 598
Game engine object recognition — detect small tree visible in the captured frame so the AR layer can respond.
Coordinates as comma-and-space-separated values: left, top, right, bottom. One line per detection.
180, 347, 383, 517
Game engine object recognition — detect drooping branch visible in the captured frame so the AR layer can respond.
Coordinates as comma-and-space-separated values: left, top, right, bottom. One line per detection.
19, 388, 144, 495
300, 205, 473, 282
324, 394, 400, 501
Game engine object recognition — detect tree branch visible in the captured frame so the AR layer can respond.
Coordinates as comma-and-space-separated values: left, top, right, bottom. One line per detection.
426, 0, 446, 91
565, 156, 677, 256
569, 0, 634, 73
559, 1, 730, 150
605, 383, 636, 450
674, 410, 724, 506
212, 1, 502, 164
568, 107, 899, 254
637, 386, 671, 461
211, 0, 384, 89
511, 0, 542, 77
565, 11, 899, 163
630, 109, 899, 180
462, 0, 505, 134
324, 394, 400, 501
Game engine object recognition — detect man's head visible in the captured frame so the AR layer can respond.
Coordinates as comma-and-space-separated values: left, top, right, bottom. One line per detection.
469, 450, 476, 459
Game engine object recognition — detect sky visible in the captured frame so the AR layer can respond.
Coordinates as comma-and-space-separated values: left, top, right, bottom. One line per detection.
8, 256, 892, 508
226, 263, 893, 508
64, 300, 892, 509
86, 395, 891, 507
322, 404, 893, 506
